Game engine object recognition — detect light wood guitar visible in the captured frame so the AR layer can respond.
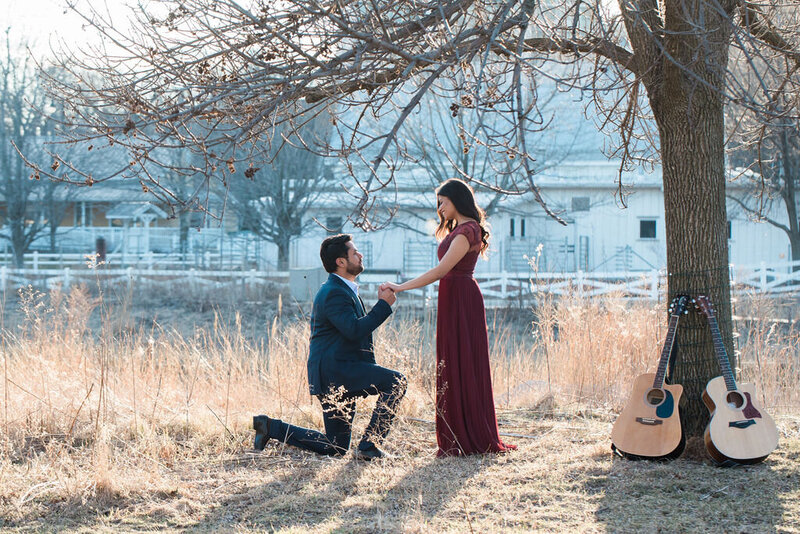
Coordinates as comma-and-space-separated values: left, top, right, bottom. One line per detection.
696, 295, 779, 465
611, 295, 688, 460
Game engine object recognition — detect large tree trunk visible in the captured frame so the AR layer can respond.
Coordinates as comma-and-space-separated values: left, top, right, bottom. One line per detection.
653, 0, 735, 438
658, 101, 733, 437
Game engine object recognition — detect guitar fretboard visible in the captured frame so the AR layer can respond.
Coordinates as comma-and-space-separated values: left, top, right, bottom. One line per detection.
652, 312, 680, 389
707, 315, 738, 392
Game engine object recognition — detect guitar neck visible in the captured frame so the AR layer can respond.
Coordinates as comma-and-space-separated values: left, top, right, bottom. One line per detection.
653, 313, 680, 389
708, 316, 738, 391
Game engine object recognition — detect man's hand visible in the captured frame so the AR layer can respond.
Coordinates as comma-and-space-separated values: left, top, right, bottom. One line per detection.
379, 282, 403, 293
378, 286, 396, 306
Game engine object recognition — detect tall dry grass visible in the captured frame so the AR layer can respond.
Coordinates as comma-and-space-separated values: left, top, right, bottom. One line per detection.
734, 292, 800, 412
0, 283, 797, 509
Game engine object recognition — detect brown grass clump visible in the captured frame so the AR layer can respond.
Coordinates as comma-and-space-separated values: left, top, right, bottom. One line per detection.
0, 285, 798, 532
734, 292, 800, 412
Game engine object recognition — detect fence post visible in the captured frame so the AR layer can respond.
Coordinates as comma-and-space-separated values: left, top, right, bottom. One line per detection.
127, 266, 134, 291
0, 265, 6, 292
33, 251, 39, 271
577, 270, 584, 298
63, 267, 71, 290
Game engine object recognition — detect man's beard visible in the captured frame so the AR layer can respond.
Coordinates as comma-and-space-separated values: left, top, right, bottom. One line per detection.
345, 260, 363, 276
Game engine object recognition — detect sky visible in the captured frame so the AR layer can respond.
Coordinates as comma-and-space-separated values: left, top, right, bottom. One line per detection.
2, 0, 128, 55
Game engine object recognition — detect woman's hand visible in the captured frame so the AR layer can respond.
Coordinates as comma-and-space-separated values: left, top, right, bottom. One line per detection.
380, 282, 404, 293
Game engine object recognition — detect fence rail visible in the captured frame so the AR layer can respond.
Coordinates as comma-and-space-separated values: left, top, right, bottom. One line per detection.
0, 260, 798, 300
0, 250, 265, 271
0, 266, 288, 293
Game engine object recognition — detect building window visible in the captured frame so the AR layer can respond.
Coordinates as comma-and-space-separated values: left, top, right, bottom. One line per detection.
572, 196, 590, 212
509, 218, 515, 237
639, 219, 656, 239
728, 220, 732, 240
520, 218, 526, 237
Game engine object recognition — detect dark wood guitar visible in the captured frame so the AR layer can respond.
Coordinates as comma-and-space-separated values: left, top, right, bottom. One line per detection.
695, 295, 779, 465
611, 295, 688, 460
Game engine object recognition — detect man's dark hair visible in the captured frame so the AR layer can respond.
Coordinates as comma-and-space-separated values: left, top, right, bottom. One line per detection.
320, 234, 352, 273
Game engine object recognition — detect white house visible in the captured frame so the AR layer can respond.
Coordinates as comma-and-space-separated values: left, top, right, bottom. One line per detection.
284, 161, 793, 276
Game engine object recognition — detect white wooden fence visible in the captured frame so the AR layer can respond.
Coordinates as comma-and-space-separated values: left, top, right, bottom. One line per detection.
732, 260, 800, 294
0, 266, 287, 293
0, 250, 262, 271
0, 260, 798, 300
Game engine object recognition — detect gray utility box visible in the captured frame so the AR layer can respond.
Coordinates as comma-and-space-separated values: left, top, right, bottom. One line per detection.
289, 267, 328, 302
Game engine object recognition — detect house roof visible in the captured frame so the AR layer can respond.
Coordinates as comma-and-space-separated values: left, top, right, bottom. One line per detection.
104, 202, 168, 220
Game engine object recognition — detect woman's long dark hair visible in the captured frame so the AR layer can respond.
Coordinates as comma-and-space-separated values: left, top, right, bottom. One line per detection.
435, 178, 490, 256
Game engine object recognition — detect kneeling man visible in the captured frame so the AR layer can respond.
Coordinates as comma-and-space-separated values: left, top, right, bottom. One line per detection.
253, 234, 405, 460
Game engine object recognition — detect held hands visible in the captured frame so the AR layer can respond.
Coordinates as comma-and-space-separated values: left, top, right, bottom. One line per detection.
378, 286, 397, 306
379, 282, 403, 293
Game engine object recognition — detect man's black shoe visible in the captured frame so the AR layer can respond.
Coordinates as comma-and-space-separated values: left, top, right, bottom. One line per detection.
253, 415, 272, 451
355, 444, 392, 461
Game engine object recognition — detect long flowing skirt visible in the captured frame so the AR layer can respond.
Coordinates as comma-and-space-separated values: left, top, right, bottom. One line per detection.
435, 275, 516, 456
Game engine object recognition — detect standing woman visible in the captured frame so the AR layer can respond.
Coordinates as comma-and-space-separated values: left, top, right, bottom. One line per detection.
381, 179, 515, 456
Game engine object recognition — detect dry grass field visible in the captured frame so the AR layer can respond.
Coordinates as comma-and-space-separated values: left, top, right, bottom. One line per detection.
0, 285, 798, 532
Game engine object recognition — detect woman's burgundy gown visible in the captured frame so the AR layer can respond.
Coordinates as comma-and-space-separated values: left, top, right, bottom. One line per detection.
435, 221, 516, 456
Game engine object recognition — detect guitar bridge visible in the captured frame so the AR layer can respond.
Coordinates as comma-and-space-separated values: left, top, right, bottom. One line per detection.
635, 417, 663, 426
729, 419, 756, 429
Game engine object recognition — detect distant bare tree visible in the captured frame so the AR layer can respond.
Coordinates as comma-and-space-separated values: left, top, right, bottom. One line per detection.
29, 0, 800, 434
727, 50, 800, 268
0, 32, 54, 266
728, 123, 800, 267
227, 114, 333, 270
401, 87, 588, 216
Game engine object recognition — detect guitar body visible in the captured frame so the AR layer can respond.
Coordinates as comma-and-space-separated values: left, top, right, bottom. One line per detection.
612, 373, 685, 460
702, 376, 779, 465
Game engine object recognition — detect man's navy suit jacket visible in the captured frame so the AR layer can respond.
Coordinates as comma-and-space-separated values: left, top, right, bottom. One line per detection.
307, 273, 393, 396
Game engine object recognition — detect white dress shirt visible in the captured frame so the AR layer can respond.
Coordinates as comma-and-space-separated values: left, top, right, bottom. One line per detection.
333, 273, 359, 297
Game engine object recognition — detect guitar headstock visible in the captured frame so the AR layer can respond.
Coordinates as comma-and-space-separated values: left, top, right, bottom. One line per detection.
695, 295, 715, 319
668, 294, 690, 316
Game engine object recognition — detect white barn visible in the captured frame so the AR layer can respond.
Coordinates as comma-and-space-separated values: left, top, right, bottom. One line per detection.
286, 161, 793, 276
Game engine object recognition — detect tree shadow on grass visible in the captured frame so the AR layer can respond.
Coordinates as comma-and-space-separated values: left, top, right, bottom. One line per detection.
188, 447, 491, 532
589, 441, 793, 533
187, 449, 366, 531
339, 454, 492, 532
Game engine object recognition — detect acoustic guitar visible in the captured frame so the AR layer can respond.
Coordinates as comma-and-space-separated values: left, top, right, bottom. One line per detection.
696, 295, 779, 465
611, 295, 688, 460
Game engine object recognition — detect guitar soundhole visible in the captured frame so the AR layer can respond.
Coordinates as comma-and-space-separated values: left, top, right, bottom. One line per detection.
646, 389, 665, 406
726, 391, 745, 409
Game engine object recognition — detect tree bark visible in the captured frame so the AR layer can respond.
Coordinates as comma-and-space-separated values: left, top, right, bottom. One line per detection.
658, 102, 733, 437
652, 0, 735, 437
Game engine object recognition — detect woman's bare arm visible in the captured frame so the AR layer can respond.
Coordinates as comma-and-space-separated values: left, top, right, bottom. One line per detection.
385, 234, 470, 292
